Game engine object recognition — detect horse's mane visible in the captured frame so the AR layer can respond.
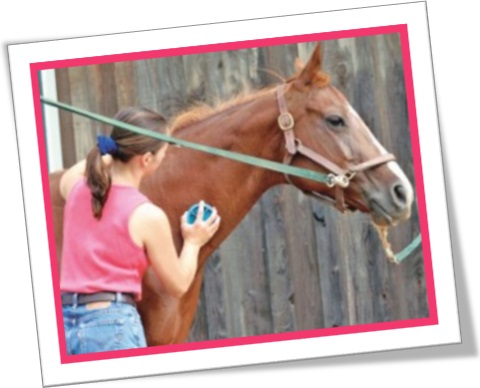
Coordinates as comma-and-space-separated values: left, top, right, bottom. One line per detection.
169, 65, 330, 133
169, 88, 272, 132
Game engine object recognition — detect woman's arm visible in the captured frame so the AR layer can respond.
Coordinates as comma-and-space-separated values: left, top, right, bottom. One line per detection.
133, 202, 220, 298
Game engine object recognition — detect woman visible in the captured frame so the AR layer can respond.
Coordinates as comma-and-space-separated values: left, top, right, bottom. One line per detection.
59, 107, 221, 355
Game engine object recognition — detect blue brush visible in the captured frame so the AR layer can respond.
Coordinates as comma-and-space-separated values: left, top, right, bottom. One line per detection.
186, 202, 214, 225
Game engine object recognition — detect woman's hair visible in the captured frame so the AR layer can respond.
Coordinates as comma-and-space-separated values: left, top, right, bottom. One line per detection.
86, 107, 168, 219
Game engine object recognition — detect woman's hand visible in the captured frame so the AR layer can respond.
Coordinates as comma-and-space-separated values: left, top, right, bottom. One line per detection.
180, 201, 221, 247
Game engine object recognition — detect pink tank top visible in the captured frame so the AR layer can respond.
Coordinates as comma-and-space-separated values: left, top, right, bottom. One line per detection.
60, 179, 150, 300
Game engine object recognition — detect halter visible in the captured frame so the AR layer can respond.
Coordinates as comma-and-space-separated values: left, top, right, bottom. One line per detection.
276, 84, 396, 213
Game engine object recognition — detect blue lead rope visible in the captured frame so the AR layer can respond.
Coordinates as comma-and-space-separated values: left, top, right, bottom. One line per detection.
40, 96, 422, 262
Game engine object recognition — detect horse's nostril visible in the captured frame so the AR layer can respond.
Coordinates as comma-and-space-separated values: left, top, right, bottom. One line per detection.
392, 183, 407, 207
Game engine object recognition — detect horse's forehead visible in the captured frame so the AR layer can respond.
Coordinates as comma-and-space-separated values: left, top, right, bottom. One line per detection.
313, 87, 367, 125
311, 86, 350, 111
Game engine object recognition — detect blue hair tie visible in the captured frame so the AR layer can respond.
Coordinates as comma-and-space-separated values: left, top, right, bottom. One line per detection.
97, 135, 118, 156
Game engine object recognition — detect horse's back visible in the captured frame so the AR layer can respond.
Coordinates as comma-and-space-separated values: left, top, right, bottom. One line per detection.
49, 170, 66, 272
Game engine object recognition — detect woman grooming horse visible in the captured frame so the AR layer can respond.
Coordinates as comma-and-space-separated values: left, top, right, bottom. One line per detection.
50, 43, 414, 346
59, 107, 221, 354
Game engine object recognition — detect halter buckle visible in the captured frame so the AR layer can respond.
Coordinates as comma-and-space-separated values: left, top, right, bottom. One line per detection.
277, 113, 295, 131
327, 171, 355, 188
345, 171, 356, 182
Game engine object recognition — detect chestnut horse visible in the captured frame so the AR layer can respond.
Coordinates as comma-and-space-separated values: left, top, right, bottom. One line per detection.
49, 44, 414, 345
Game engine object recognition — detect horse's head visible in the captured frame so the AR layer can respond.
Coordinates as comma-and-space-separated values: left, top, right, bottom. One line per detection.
279, 43, 413, 227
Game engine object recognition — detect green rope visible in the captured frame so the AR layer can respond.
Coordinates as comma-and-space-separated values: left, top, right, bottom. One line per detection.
40, 96, 422, 261
41, 97, 330, 184
395, 234, 422, 263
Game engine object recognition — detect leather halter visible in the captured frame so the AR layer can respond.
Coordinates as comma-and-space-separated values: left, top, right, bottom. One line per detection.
276, 84, 396, 212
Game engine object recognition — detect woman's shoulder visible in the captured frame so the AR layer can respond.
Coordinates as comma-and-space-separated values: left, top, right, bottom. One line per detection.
130, 202, 169, 227
129, 202, 171, 244
60, 174, 85, 201
59, 159, 87, 200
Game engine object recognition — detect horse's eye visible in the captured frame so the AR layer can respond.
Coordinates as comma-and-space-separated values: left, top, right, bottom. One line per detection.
325, 115, 345, 128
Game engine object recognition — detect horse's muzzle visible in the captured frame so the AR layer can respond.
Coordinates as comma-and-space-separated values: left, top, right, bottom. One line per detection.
368, 179, 413, 226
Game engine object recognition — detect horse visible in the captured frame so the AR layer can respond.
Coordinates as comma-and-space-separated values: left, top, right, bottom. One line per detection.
48, 43, 414, 346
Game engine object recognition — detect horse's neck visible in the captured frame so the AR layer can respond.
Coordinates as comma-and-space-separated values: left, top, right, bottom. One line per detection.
142, 92, 286, 264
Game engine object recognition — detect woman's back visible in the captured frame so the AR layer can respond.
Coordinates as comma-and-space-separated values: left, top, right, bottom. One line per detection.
60, 179, 150, 300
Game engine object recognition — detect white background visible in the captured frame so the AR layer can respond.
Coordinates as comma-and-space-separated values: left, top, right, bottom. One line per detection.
1, 0, 477, 387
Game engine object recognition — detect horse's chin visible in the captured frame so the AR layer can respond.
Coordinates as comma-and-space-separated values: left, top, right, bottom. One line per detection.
371, 215, 394, 228
369, 203, 411, 227
306, 190, 370, 214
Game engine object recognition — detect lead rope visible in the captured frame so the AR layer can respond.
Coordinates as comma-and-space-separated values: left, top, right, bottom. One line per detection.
41, 97, 331, 184
41, 96, 421, 262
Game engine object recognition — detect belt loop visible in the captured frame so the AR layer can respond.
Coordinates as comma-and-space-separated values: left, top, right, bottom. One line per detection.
115, 291, 121, 304
72, 293, 78, 308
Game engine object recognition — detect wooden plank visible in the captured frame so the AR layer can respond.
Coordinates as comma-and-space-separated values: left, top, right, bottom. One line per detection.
335, 215, 357, 326
218, 203, 273, 338
202, 251, 227, 339
54, 68, 76, 168
237, 202, 273, 336
312, 202, 348, 328
260, 188, 296, 333
282, 187, 324, 330
217, 234, 248, 338
257, 43, 298, 85
114, 61, 136, 108
98, 63, 119, 120
67, 66, 97, 159
362, 220, 395, 323
134, 59, 160, 112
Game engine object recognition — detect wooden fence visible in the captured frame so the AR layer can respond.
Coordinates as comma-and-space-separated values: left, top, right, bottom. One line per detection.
49, 33, 428, 342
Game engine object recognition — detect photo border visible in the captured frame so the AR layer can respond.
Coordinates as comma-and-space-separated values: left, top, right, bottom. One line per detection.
8, 3, 459, 385
31, 24, 436, 364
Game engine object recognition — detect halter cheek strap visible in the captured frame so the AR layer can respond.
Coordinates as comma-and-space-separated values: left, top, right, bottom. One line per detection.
276, 84, 396, 213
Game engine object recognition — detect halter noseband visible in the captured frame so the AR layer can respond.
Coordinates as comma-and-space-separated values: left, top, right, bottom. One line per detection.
276, 84, 396, 213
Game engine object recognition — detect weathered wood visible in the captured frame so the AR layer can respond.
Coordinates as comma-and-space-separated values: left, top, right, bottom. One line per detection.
240, 202, 273, 337
54, 68, 76, 168
261, 188, 296, 333
202, 251, 227, 340
67, 66, 97, 160
282, 186, 324, 330
114, 61, 136, 108
312, 203, 347, 328
215, 202, 274, 338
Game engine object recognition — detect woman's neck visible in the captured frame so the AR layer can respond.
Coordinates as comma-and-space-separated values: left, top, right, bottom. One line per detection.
110, 160, 144, 188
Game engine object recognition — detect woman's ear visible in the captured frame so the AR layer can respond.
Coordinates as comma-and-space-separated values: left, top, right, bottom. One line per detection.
140, 151, 154, 168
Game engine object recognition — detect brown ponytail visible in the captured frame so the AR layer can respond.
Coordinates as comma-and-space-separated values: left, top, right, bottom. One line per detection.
86, 147, 112, 219
85, 107, 168, 219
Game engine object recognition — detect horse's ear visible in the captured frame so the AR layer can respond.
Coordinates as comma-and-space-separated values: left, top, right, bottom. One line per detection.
295, 43, 322, 87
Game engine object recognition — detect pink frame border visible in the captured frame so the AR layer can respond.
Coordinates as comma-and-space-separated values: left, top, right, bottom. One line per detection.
30, 23, 437, 364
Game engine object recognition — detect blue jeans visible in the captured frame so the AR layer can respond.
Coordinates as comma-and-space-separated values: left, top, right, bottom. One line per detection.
63, 299, 147, 355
